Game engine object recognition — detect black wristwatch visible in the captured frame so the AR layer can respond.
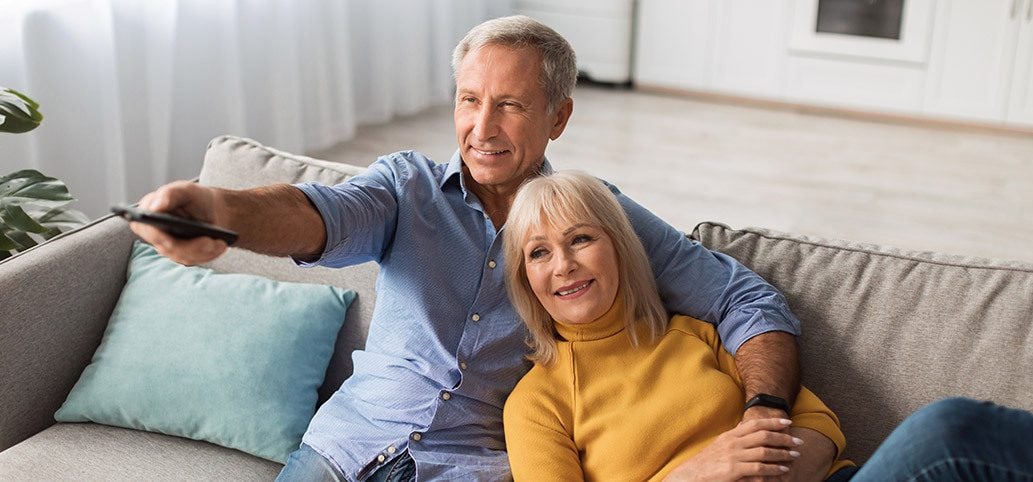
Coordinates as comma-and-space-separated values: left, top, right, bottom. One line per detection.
744, 394, 791, 415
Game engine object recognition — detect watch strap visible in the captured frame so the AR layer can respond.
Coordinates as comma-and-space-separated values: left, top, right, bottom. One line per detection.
744, 393, 791, 414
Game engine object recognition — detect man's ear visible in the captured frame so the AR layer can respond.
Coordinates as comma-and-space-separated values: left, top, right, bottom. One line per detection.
549, 98, 574, 140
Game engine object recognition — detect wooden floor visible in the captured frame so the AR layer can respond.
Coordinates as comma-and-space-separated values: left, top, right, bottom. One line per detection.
310, 85, 1033, 263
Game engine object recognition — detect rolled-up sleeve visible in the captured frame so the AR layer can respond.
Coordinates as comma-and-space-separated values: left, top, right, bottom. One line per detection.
610, 183, 801, 355
293, 158, 403, 268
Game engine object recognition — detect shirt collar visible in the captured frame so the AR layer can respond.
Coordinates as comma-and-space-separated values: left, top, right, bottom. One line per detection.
441, 150, 465, 189
439, 149, 556, 192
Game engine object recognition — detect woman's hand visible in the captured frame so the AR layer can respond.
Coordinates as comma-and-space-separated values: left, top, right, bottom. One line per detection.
662, 418, 803, 482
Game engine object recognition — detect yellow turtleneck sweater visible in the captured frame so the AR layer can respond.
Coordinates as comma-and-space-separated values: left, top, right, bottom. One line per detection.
503, 299, 853, 481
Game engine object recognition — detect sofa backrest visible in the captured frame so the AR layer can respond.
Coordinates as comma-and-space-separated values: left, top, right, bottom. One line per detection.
693, 221, 1033, 463
199, 136, 378, 405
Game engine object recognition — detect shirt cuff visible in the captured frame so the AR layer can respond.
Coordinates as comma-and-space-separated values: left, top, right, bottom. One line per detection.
719, 306, 801, 355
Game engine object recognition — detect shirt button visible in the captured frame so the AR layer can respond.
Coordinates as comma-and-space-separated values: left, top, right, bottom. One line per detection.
488, 260, 497, 269
377, 454, 386, 463
441, 392, 452, 401
412, 433, 422, 442
471, 313, 481, 322
387, 446, 397, 454
459, 361, 468, 370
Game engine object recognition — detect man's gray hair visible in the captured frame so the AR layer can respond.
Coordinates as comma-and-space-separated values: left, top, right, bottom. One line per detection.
451, 15, 577, 111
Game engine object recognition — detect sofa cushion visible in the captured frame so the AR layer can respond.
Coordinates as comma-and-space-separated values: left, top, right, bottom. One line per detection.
54, 241, 355, 463
692, 222, 1033, 463
0, 423, 280, 481
199, 135, 380, 404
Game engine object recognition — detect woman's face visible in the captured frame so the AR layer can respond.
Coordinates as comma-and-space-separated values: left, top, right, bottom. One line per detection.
523, 221, 620, 325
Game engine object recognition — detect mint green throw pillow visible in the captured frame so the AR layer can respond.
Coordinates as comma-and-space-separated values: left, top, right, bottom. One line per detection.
55, 241, 355, 463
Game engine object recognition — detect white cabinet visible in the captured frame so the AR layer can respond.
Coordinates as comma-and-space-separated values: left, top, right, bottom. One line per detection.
709, 1, 788, 98
633, 0, 712, 90
633, 0, 787, 100
1007, 2, 1033, 126
784, 56, 926, 114
923, 0, 1025, 123
635, 0, 1033, 129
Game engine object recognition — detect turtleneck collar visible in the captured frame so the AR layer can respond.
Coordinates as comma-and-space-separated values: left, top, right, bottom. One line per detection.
554, 295, 627, 342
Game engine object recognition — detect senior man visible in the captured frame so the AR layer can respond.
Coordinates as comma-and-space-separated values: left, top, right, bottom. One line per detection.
132, 16, 802, 481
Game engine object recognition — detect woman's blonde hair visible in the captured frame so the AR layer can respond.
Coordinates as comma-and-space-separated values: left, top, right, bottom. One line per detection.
503, 171, 668, 366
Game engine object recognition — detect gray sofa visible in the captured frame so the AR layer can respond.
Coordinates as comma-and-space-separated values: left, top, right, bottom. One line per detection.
2, 135, 1031, 480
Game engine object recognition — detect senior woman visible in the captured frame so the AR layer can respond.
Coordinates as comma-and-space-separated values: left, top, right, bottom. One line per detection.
500, 171, 1033, 481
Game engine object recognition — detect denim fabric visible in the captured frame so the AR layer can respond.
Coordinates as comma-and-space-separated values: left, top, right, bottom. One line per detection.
366, 451, 415, 482
276, 444, 345, 482
276, 445, 415, 482
293, 150, 802, 480
841, 398, 1033, 481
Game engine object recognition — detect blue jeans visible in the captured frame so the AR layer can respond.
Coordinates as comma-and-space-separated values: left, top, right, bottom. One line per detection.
828, 398, 1033, 482
275, 444, 416, 482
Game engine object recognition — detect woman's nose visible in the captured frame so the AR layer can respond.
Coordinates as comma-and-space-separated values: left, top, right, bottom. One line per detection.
553, 251, 577, 276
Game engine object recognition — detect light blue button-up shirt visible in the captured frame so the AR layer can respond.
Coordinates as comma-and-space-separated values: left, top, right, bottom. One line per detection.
294, 150, 800, 481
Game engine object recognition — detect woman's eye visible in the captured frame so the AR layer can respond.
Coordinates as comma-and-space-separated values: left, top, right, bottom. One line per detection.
528, 248, 547, 260
572, 234, 594, 245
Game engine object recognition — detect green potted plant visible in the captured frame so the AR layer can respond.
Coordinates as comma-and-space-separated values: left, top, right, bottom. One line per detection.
1, 86, 89, 260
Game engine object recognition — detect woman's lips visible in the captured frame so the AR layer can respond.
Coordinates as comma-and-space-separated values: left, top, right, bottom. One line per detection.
555, 279, 593, 300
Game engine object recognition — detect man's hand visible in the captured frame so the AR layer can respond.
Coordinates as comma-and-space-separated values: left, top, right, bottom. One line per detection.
662, 418, 803, 482
782, 427, 836, 482
131, 181, 229, 266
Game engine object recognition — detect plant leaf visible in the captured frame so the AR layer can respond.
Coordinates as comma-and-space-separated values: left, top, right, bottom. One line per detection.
37, 206, 91, 233
3, 229, 37, 251
0, 86, 43, 134
0, 167, 86, 258
0, 230, 23, 251
0, 204, 49, 233
0, 169, 74, 209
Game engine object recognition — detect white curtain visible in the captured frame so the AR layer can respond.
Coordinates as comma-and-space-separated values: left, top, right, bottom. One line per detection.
0, 0, 513, 218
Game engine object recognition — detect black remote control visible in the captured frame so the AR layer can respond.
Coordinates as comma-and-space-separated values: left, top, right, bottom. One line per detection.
112, 205, 238, 245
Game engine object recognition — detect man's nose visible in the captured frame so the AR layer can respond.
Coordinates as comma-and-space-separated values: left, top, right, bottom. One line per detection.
472, 105, 500, 140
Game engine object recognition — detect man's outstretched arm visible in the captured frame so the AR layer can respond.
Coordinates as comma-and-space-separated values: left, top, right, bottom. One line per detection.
132, 181, 326, 265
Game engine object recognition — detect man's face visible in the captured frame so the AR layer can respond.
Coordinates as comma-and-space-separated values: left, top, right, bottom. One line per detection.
454, 44, 572, 195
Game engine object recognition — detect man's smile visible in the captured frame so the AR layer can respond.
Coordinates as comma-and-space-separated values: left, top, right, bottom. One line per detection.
472, 147, 510, 156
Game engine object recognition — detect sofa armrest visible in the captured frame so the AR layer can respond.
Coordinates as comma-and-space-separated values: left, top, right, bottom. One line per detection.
0, 216, 135, 451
